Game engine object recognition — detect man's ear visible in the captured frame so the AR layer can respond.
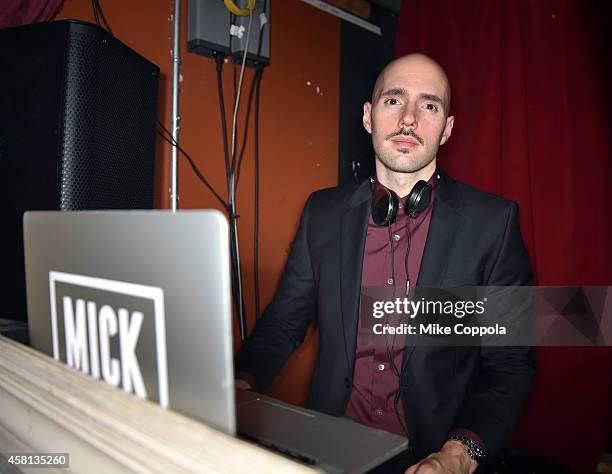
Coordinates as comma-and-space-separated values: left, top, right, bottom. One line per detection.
440, 115, 454, 145
363, 102, 373, 134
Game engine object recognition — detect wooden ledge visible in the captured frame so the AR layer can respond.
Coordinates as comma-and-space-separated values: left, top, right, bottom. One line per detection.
0, 336, 317, 473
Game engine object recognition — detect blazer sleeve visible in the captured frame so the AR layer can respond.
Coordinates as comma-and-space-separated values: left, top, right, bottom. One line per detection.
234, 194, 318, 392
451, 202, 536, 464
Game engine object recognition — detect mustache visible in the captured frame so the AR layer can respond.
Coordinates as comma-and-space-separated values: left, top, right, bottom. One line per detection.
385, 129, 424, 146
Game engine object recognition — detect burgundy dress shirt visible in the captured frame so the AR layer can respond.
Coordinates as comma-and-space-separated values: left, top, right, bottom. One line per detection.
345, 179, 435, 437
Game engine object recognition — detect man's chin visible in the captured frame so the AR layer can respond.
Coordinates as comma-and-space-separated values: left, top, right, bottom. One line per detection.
395, 147, 413, 154
378, 159, 431, 175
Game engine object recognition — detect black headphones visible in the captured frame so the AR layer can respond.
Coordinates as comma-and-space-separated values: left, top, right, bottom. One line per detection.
371, 179, 434, 225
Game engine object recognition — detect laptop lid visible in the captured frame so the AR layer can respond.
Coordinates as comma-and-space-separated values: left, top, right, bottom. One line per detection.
23, 210, 236, 435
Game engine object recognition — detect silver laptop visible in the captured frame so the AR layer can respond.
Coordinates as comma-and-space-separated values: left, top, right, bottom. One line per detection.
24, 210, 408, 473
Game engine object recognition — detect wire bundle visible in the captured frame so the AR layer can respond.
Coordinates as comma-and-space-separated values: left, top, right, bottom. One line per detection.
100, 0, 268, 340
91, 0, 112, 34
222, 0, 269, 338
161, 0, 269, 340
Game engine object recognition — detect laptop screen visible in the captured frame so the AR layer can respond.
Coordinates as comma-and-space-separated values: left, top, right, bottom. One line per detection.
23, 210, 236, 435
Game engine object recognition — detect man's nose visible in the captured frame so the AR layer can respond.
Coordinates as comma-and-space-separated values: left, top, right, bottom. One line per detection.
399, 103, 417, 130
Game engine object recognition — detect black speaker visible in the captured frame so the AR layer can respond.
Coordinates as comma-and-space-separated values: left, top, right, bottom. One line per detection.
0, 20, 160, 323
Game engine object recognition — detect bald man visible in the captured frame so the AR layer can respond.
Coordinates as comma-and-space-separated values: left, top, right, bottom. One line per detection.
236, 54, 534, 473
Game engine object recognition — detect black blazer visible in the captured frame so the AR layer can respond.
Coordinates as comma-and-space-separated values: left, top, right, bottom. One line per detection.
235, 172, 535, 466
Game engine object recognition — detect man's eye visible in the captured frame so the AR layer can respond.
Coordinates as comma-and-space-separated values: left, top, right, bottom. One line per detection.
384, 98, 400, 105
424, 103, 439, 112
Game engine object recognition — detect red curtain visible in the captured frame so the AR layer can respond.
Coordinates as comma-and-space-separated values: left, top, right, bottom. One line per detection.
0, 0, 62, 28
395, 1, 612, 472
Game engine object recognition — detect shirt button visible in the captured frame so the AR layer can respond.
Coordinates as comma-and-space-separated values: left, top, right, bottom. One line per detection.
378, 363, 385, 371
376, 409, 384, 416
387, 278, 394, 285
394, 234, 401, 241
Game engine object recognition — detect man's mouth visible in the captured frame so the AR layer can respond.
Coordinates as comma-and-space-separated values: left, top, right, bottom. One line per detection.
386, 130, 424, 147
391, 136, 420, 147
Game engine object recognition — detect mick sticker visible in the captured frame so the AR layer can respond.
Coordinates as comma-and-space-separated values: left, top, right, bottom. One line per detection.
48, 271, 168, 407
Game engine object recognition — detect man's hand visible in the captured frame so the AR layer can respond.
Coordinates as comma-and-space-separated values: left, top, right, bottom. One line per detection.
404, 440, 478, 474
235, 378, 253, 390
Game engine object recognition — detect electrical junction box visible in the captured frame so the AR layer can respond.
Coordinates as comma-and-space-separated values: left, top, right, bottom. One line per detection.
187, 0, 232, 57
187, 0, 270, 66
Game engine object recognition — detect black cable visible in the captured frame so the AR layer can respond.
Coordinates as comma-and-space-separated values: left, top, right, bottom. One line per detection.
214, 54, 232, 193
404, 223, 412, 295
235, 66, 260, 188
95, 0, 113, 34
253, 64, 264, 319
250, 1, 269, 319
92, 0, 112, 35
156, 124, 227, 208
156, 121, 228, 209
229, 222, 242, 327
388, 224, 396, 290
91, 0, 100, 26
383, 221, 411, 442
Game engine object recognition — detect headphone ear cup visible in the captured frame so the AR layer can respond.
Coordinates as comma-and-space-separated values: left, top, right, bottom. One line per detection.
405, 180, 432, 218
372, 188, 399, 225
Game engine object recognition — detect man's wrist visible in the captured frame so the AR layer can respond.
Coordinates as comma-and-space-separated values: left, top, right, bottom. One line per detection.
446, 435, 485, 468
441, 440, 478, 473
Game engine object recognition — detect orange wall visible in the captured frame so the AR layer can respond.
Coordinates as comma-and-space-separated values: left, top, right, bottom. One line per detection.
57, 0, 340, 405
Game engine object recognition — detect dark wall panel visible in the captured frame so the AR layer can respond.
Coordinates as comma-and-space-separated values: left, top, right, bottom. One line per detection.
339, 5, 397, 184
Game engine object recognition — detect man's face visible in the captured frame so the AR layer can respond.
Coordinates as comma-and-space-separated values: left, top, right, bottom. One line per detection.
363, 57, 454, 175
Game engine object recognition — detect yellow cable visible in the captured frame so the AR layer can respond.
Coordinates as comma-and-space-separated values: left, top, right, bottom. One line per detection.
224, 0, 256, 16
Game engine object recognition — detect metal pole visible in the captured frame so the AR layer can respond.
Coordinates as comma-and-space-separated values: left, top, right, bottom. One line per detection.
170, 0, 181, 211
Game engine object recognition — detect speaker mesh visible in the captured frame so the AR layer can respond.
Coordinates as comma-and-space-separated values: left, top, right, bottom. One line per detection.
60, 29, 158, 210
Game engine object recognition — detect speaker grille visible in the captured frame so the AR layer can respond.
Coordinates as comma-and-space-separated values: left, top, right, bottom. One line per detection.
60, 28, 158, 210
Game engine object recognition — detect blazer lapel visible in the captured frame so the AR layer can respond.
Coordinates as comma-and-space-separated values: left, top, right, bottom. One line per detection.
417, 172, 465, 287
402, 173, 465, 373
339, 180, 371, 370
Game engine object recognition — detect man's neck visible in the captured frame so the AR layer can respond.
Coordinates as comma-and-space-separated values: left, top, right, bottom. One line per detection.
375, 161, 437, 197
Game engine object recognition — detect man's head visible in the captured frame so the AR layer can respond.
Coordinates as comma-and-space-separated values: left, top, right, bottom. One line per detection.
363, 54, 454, 181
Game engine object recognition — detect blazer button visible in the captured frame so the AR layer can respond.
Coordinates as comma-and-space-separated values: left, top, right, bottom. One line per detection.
344, 377, 351, 389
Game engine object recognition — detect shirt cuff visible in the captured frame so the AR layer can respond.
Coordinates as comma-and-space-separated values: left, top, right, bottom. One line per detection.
448, 428, 488, 458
